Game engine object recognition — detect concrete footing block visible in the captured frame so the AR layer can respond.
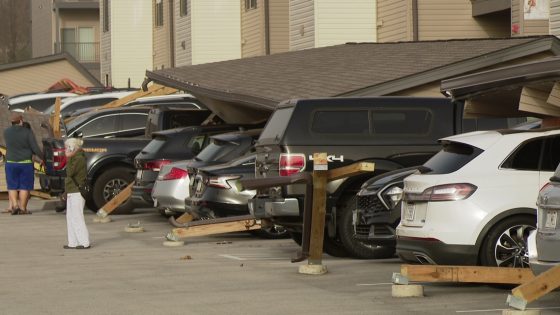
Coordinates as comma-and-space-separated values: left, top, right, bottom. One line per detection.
298, 264, 328, 275
502, 309, 541, 315
92, 216, 112, 223
391, 284, 424, 298
163, 240, 185, 247
124, 226, 145, 233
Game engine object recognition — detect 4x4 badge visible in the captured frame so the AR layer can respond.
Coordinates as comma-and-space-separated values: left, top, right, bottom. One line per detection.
308, 154, 344, 163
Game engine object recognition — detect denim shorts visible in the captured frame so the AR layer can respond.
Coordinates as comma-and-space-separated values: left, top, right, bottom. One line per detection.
5, 162, 34, 190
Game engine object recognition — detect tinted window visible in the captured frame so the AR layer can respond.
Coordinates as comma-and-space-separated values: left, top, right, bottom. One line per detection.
77, 115, 118, 137
311, 110, 369, 134
62, 100, 91, 114
195, 138, 239, 163
372, 109, 432, 135
89, 98, 116, 107
162, 110, 210, 129
424, 142, 483, 174
501, 139, 543, 171
11, 98, 54, 111
188, 135, 207, 155
259, 107, 294, 141
142, 137, 166, 155
121, 113, 147, 130
541, 136, 560, 172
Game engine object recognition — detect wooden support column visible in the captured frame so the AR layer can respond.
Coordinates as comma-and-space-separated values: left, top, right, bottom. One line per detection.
169, 219, 261, 239
307, 153, 328, 265
96, 183, 133, 217
400, 264, 535, 285
52, 97, 62, 138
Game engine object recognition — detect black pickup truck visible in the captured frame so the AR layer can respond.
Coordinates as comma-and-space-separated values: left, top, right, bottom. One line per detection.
248, 97, 526, 258
42, 106, 212, 213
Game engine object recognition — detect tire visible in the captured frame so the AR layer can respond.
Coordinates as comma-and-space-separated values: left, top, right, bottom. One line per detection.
92, 166, 135, 215
250, 225, 290, 239
480, 215, 536, 268
288, 231, 349, 257
338, 195, 395, 259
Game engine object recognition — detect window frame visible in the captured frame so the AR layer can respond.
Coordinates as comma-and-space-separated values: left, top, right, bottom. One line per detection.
245, 0, 257, 11
103, 0, 109, 32
179, 0, 188, 17
155, 0, 164, 27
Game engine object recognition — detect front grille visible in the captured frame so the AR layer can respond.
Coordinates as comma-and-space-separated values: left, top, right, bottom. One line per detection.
355, 225, 370, 237
372, 224, 392, 236
357, 194, 386, 214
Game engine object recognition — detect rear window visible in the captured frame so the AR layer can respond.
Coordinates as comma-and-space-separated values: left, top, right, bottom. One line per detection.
311, 110, 369, 134
142, 137, 167, 154
259, 107, 294, 141
423, 142, 483, 174
195, 138, 239, 163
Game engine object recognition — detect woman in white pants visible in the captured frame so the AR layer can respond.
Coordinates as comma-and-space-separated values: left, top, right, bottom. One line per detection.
63, 138, 90, 249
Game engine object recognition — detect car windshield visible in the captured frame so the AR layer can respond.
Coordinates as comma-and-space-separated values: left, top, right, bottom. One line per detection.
423, 142, 483, 174
195, 138, 240, 163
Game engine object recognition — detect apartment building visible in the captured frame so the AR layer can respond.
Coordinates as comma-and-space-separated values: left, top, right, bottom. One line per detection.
100, 0, 153, 88
31, 0, 100, 79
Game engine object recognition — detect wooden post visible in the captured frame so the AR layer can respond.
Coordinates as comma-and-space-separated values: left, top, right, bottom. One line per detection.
169, 219, 261, 239
175, 213, 194, 225
52, 97, 62, 138
400, 264, 535, 285
509, 264, 560, 309
96, 183, 133, 217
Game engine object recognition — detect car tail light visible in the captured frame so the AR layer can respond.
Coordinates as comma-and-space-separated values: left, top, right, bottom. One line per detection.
141, 159, 171, 171
405, 183, 477, 202
162, 167, 189, 181
279, 153, 306, 177
207, 175, 241, 189
53, 148, 67, 171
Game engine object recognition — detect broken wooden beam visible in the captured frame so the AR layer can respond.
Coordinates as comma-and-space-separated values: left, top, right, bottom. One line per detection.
510, 264, 560, 305
169, 218, 260, 239
400, 264, 535, 285
96, 183, 133, 217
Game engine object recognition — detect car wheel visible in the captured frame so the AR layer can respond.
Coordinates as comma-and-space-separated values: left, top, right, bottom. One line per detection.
92, 166, 135, 215
338, 195, 396, 259
480, 215, 536, 268
250, 225, 290, 239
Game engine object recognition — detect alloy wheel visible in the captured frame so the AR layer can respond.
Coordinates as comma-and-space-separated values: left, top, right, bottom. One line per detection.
103, 178, 128, 202
494, 224, 535, 268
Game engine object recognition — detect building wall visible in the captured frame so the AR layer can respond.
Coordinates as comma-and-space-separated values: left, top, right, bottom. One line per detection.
31, 0, 54, 57
376, 0, 410, 42
241, 0, 265, 58
0, 60, 98, 95
174, 0, 191, 66
289, 0, 315, 51
551, 0, 560, 35
110, 0, 153, 88
191, 1, 241, 65
314, 0, 376, 47
269, 0, 290, 54
153, 0, 172, 70
100, 0, 111, 86
417, 0, 509, 40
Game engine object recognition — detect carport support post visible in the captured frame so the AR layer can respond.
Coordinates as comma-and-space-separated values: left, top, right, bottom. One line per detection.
299, 153, 328, 275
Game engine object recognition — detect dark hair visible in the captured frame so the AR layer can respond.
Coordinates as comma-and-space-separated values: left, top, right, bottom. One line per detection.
22, 121, 31, 129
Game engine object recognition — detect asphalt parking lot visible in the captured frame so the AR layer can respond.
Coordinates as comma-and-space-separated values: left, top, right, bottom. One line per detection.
0, 198, 559, 315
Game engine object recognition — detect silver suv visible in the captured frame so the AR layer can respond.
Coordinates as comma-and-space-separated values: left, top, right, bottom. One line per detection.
529, 163, 560, 275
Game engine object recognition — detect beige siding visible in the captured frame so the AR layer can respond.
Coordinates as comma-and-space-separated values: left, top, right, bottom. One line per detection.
417, 0, 509, 40
31, 0, 54, 57
523, 19, 550, 35
242, 0, 265, 58
551, 0, 560, 36
289, 0, 314, 51
111, 0, 153, 88
191, 1, 241, 65
101, 0, 111, 86
153, 0, 172, 69
377, 0, 409, 43
314, 0, 376, 47
0, 60, 98, 95
269, 0, 289, 54
174, 0, 191, 66
514, 0, 550, 36
512, 0, 521, 36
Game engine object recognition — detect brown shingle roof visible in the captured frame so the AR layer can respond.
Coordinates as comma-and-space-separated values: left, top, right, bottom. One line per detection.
147, 36, 560, 110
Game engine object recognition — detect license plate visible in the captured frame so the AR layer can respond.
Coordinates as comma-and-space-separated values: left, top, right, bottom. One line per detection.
404, 203, 415, 221
544, 210, 558, 229
136, 170, 143, 180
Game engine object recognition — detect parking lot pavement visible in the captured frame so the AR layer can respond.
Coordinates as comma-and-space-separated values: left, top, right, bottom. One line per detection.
0, 198, 559, 315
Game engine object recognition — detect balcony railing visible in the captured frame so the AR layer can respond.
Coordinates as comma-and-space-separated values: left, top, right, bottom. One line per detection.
54, 42, 100, 63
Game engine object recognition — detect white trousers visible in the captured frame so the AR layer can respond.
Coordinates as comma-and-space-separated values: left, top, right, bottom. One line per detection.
66, 192, 90, 247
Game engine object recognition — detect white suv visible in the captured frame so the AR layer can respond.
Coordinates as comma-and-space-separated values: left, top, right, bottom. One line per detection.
396, 128, 560, 267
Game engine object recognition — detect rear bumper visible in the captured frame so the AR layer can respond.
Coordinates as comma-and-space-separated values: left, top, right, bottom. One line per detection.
151, 178, 189, 212
396, 236, 478, 265
247, 197, 300, 219
528, 231, 559, 275
131, 183, 153, 205
185, 197, 248, 218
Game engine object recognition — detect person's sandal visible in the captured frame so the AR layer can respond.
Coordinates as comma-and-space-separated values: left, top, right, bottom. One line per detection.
10, 208, 21, 215
63, 245, 76, 249
18, 210, 32, 215
76, 245, 91, 249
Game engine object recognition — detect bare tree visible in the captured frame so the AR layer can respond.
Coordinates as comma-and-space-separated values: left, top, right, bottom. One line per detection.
0, 0, 31, 64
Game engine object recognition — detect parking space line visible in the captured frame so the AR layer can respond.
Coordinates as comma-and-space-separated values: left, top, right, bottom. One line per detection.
456, 306, 560, 313
219, 254, 246, 261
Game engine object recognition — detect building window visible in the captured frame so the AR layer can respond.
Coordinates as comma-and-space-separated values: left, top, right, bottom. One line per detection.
180, 0, 188, 16
245, 0, 257, 10
155, 0, 164, 27
103, 0, 109, 32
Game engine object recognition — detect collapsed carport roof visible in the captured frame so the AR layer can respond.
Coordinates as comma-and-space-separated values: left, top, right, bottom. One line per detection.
441, 56, 560, 118
146, 36, 560, 123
